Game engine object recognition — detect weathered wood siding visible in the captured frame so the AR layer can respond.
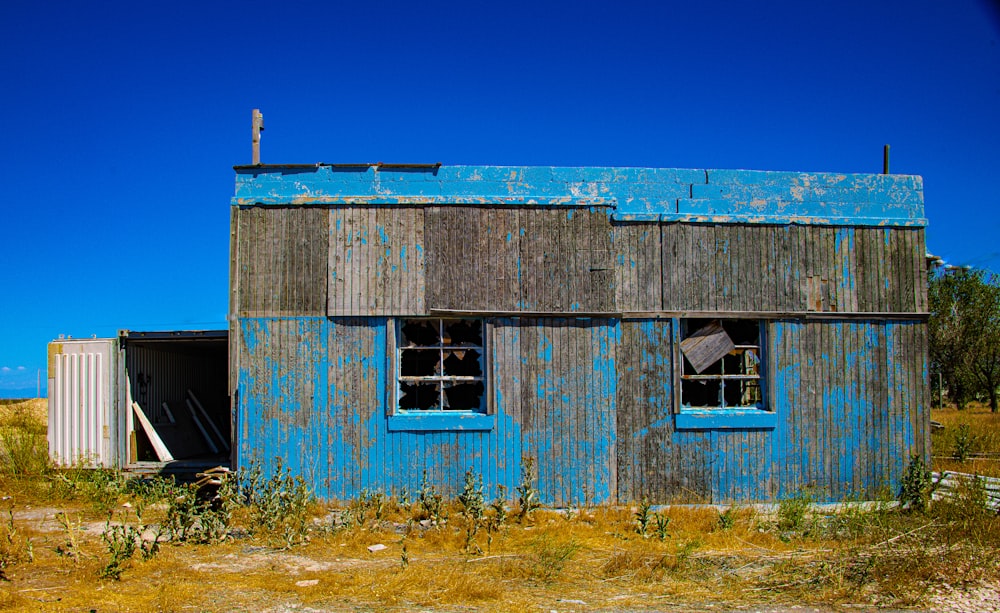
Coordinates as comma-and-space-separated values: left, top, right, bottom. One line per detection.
238, 317, 615, 504
232, 208, 926, 317
518, 318, 618, 505
770, 319, 929, 499
611, 318, 927, 503
236, 315, 927, 504
650, 224, 926, 313
613, 225, 662, 312
424, 208, 614, 312
235, 207, 328, 316
239, 316, 522, 501
615, 318, 774, 503
328, 208, 425, 316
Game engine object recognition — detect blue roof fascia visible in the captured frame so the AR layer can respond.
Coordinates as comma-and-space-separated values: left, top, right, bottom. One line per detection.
233, 165, 925, 227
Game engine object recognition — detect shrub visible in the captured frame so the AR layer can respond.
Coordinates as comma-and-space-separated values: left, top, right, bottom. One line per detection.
239, 458, 313, 548
99, 511, 140, 581
516, 457, 540, 521
777, 490, 813, 532
952, 424, 977, 463
717, 507, 737, 531
458, 469, 486, 553
416, 470, 445, 524
899, 454, 932, 513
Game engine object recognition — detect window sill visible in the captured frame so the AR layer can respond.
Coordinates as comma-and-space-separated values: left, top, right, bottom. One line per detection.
675, 409, 777, 431
387, 413, 494, 432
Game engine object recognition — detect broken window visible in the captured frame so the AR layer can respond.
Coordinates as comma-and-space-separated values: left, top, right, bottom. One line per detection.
397, 319, 486, 413
679, 319, 764, 410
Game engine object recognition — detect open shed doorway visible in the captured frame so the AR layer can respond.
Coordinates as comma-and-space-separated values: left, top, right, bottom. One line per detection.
121, 330, 230, 473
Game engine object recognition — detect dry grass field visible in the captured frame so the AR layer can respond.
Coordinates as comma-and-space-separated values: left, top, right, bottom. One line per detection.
932, 402, 1000, 478
0, 398, 998, 612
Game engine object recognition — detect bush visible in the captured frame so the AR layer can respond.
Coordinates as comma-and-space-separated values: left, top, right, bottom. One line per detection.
777, 491, 813, 532
239, 458, 313, 548
952, 424, 978, 463
899, 454, 932, 513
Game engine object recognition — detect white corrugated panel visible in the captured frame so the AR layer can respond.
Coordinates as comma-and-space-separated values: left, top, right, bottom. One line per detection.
47, 339, 120, 468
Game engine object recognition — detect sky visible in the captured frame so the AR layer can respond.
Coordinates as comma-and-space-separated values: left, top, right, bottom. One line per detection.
1, 1, 999, 398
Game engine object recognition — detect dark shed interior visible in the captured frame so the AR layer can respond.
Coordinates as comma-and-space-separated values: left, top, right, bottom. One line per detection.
121, 330, 230, 466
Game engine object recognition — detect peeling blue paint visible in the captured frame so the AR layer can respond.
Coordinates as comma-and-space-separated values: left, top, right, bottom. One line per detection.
234, 163, 926, 505
234, 165, 924, 228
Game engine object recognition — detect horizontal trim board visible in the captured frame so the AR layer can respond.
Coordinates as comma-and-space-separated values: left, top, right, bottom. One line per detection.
429, 309, 929, 321
622, 311, 930, 321
613, 212, 927, 228
675, 410, 778, 430
386, 413, 495, 432
659, 213, 927, 228
234, 162, 443, 170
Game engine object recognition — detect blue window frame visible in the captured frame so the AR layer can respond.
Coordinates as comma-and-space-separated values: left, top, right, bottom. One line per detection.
675, 318, 775, 430
388, 318, 493, 431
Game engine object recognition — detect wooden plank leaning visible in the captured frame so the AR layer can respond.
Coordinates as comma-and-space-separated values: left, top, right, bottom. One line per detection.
187, 389, 230, 452
126, 372, 173, 462
186, 398, 220, 455
131, 401, 174, 462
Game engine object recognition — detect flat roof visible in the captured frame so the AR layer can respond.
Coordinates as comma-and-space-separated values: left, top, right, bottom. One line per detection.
232, 164, 925, 227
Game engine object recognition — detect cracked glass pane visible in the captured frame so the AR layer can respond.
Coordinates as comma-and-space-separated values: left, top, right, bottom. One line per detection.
399, 382, 441, 410
442, 349, 482, 377
401, 349, 440, 377
443, 382, 485, 411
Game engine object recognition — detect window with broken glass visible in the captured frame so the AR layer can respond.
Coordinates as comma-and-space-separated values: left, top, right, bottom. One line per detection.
678, 318, 764, 410
396, 319, 486, 413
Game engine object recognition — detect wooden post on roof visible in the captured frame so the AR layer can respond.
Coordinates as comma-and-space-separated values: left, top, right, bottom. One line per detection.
252, 109, 264, 165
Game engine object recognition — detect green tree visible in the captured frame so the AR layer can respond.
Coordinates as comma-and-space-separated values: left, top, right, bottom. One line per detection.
929, 268, 1000, 412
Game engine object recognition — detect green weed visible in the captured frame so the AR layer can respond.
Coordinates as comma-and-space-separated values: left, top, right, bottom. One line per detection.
899, 454, 933, 513
516, 457, 540, 522
952, 424, 977, 463
416, 470, 445, 524
777, 490, 813, 532
458, 469, 486, 553
0, 508, 33, 581
240, 458, 312, 548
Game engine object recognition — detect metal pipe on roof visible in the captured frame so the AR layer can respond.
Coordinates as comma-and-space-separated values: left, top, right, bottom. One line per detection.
252, 109, 264, 165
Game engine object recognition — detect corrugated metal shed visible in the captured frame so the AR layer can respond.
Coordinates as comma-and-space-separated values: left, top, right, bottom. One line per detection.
47, 330, 230, 473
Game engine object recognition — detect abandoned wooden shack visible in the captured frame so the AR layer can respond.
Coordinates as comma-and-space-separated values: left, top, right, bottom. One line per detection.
230, 163, 928, 505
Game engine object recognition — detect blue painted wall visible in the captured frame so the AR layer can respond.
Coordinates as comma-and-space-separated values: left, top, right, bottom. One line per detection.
231, 163, 928, 504
236, 316, 926, 504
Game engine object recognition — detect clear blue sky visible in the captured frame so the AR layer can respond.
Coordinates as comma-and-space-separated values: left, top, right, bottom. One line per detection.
1, 1, 998, 397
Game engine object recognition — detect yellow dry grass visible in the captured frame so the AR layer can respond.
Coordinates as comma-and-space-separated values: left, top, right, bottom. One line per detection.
931, 403, 1000, 478
3, 488, 996, 613
0, 399, 45, 426
0, 400, 995, 610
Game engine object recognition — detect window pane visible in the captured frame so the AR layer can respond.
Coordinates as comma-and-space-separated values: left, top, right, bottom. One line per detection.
443, 349, 482, 377
682, 379, 720, 407
399, 382, 441, 410
401, 349, 440, 377
401, 320, 440, 346
443, 381, 485, 411
723, 320, 759, 345
442, 319, 482, 346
